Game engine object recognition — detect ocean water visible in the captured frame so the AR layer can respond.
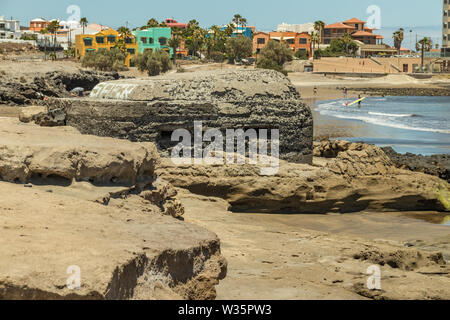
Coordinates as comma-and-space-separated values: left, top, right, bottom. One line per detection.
315, 96, 450, 155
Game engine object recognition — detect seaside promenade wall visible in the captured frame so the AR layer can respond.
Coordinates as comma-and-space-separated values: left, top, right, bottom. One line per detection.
314, 57, 421, 74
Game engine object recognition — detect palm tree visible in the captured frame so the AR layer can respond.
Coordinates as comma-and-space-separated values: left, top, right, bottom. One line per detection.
39, 28, 49, 60
146, 18, 159, 28
232, 14, 242, 30
341, 33, 354, 56
117, 26, 132, 40
117, 26, 133, 56
310, 31, 320, 59
80, 17, 88, 34
314, 20, 325, 44
393, 28, 404, 54
416, 37, 432, 72
169, 27, 182, 64
46, 20, 60, 60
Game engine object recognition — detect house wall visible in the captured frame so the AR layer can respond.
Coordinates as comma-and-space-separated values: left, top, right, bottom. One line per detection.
252, 33, 270, 55
253, 32, 311, 57
269, 32, 311, 56
133, 28, 173, 57
0, 17, 21, 39
352, 36, 376, 45
75, 29, 137, 67
29, 20, 50, 32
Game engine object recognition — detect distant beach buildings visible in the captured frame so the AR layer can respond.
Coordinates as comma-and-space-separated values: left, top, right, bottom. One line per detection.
442, 0, 450, 57
75, 28, 138, 66
0, 16, 21, 39
253, 31, 311, 57
277, 22, 315, 34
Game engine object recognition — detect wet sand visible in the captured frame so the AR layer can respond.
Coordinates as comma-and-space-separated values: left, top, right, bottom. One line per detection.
179, 191, 450, 300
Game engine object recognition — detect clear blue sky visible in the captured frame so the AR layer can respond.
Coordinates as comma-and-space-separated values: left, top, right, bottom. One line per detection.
0, 0, 441, 30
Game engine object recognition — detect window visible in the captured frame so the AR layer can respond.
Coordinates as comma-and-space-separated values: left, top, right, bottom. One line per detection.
126, 48, 136, 55
286, 39, 295, 44
140, 37, 147, 44
159, 37, 167, 45
96, 36, 105, 44
83, 38, 93, 46
298, 38, 307, 44
149, 37, 154, 44
85, 48, 95, 54
107, 35, 116, 43
124, 37, 133, 44
257, 38, 266, 45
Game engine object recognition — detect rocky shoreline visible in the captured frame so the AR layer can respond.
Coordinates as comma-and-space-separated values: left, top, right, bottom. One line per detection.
382, 147, 450, 183
0, 67, 448, 300
0, 70, 127, 106
349, 86, 450, 97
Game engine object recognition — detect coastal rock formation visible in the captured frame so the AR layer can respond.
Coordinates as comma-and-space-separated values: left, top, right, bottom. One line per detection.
382, 146, 450, 182
46, 69, 314, 164
0, 118, 226, 299
0, 70, 123, 106
156, 141, 448, 213
0, 181, 226, 300
0, 118, 157, 185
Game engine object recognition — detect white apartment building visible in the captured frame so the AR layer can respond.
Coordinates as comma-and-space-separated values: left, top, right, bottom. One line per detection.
277, 22, 315, 34
0, 16, 21, 39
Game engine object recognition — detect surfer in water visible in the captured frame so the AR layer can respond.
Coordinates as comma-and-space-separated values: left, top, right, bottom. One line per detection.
358, 94, 362, 108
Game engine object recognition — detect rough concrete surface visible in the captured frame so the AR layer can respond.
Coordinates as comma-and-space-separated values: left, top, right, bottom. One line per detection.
46, 69, 314, 163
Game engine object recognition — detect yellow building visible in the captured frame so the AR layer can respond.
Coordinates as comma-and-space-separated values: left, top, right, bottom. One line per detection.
75, 29, 137, 67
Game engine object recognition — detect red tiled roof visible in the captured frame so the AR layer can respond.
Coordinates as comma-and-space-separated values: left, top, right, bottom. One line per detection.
343, 18, 366, 24
376, 35, 384, 39
325, 22, 355, 29
352, 31, 377, 37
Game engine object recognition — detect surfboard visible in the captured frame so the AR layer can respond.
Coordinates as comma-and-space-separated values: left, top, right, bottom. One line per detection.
345, 97, 365, 107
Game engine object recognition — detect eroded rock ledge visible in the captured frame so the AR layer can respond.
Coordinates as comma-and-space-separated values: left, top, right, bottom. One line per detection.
157, 140, 449, 213
0, 118, 226, 300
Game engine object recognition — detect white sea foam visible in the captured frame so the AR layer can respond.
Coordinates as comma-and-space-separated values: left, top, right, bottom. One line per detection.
329, 114, 450, 134
368, 112, 419, 118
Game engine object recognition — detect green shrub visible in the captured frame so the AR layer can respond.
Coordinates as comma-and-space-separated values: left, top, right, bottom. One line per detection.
256, 40, 293, 75
208, 51, 226, 62
225, 35, 253, 64
133, 50, 172, 76
314, 39, 359, 58
81, 48, 128, 71
294, 49, 309, 60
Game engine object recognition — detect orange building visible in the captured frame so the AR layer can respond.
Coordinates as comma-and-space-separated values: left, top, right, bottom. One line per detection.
253, 31, 311, 57
29, 18, 50, 32
269, 32, 311, 56
253, 32, 270, 55
175, 39, 188, 57
75, 29, 137, 67
322, 18, 383, 45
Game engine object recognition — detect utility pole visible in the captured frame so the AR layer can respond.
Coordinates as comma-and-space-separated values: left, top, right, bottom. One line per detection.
410, 30, 412, 52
